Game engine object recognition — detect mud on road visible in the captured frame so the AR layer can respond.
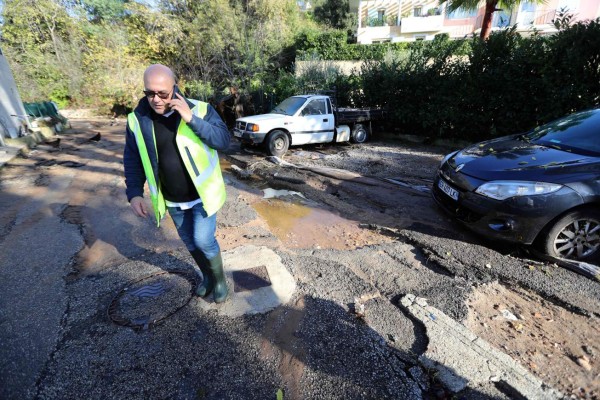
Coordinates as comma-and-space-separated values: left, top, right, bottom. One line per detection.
0, 119, 598, 400
225, 138, 600, 399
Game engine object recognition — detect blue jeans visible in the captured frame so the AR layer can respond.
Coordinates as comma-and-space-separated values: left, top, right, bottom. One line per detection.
167, 203, 220, 259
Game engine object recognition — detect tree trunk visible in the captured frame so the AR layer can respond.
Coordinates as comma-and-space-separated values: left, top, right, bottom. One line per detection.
480, 0, 498, 40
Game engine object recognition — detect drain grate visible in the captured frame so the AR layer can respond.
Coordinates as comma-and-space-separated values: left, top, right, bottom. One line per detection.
128, 281, 166, 299
108, 270, 196, 331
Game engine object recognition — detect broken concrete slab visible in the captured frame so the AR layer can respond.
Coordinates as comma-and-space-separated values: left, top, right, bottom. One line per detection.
400, 294, 563, 400
195, 245, 296, 317
263, 188, 306, 200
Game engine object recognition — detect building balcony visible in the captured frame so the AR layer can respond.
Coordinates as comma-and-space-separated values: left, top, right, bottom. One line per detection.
400, 14, 445, 34
357, 25, 402, 43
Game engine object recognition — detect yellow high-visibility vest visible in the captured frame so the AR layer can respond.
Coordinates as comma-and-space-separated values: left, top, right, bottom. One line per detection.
127, 102, 226, 226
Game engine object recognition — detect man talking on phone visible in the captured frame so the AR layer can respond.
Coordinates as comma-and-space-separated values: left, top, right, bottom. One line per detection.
123, 64, 231, 303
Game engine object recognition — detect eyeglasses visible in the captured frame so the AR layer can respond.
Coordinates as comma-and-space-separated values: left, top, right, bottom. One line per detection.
143, 87, 173, 99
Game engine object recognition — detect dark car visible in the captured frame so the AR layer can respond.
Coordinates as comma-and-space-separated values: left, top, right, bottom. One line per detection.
432, 109, 600, 262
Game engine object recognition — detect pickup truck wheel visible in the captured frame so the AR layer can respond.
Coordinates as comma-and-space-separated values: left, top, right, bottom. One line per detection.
266, 130, 289, 157
351, 124, 368, 144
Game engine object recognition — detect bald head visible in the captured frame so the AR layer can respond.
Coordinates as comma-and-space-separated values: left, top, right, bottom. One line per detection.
143, 64, 176, 87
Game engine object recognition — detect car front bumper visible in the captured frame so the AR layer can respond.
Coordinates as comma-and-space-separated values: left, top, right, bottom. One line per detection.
432, 172, 584, 245
233, 128, 267, 145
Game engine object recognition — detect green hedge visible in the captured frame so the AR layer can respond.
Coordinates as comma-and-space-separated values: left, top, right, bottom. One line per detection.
357, 21, 600, 141
282, 22, 599, 142
295, 30, 411, 60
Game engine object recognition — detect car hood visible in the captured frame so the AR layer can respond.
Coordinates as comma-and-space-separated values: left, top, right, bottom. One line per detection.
238, 113, 288, 123
448, 135, 600, 183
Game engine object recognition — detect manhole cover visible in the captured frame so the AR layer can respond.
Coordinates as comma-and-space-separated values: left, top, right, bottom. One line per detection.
108, 270, 196, 330
232, 266, 271, 293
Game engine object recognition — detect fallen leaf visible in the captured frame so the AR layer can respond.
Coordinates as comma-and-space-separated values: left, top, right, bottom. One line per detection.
510, 322, 524, 331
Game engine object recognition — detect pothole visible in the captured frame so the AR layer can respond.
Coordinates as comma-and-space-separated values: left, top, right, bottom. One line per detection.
108, 270, 196, 331
466, 282, 600, 399
60, 205, 84, 225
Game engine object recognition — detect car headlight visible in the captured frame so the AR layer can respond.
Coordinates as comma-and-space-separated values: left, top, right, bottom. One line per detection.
246, 123, 259, 132
475, 181, 563, 200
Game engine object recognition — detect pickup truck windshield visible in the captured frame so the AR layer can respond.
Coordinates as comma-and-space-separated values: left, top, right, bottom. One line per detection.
271, 97, 306, 116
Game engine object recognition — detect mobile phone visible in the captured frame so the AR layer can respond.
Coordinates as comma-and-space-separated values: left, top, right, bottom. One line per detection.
164, 85, 178, 112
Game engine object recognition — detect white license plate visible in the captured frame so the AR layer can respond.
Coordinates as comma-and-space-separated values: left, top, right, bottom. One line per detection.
438, 179, 459, 201
233, 129, 243, 138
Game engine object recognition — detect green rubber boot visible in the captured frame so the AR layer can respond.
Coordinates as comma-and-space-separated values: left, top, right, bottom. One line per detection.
207, 252, 229, 303
190, 249, 213, 297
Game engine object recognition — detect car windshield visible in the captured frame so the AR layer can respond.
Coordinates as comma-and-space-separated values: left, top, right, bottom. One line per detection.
271, 97, 306, 116
525, 109, 600, 156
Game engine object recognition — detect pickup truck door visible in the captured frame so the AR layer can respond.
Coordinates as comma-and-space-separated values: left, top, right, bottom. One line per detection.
292, 98, 335, 145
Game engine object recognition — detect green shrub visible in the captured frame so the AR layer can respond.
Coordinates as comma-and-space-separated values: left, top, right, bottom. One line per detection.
359, 21, 600, 141
295, 29, 410, 60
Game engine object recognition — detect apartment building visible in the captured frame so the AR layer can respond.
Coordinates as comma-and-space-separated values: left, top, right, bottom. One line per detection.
351, 0, 600, 43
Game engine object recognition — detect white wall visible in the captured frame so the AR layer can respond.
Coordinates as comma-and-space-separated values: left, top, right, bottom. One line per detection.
0, 47, 29, 140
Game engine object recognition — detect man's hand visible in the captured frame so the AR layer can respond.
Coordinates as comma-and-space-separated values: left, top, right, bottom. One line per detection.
168, 92, 193, 123
130, 196, 149, 218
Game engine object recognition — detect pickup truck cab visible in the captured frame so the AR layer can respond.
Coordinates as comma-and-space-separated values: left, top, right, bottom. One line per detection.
233, 95, 385, 156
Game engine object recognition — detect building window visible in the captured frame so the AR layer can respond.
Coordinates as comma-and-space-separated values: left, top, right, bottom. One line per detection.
414, 7, 422, 17
446, 7, 478, 19
521, 1, 536, 12
366, 8, 386, 26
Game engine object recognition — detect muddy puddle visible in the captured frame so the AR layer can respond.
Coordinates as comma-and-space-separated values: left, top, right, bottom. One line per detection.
252, 197, 392, 250
466, 282, 600, 399
220, 158, 233, 172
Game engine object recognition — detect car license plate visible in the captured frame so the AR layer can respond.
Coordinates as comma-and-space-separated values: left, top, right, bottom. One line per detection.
438, 179, 459, 201
233, 129, 243, 138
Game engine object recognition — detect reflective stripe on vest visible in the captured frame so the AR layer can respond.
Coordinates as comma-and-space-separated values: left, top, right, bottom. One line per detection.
174, 103, 226, 217
127, 102, 226, 226
127, 112, 165, 226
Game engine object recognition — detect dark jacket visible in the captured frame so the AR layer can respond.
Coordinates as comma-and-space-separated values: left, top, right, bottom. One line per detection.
123, 96, 230, 202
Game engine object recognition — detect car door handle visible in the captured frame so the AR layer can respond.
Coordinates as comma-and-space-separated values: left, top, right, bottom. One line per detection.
323, 119, 328, 122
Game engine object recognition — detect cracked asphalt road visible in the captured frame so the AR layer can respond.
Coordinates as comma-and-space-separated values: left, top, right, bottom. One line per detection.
0, 118, 598, 399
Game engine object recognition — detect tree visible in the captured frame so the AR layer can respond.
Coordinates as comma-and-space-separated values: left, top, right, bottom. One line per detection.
440, 0, 546, 40
78, 0, 127, 23
0, 0, 85, 105
313, 0, 353, 31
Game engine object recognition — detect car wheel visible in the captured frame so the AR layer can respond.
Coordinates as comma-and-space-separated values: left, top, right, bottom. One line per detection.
351, 124, 368, 144
540, 209, 600, 262
266, 130, 289, 157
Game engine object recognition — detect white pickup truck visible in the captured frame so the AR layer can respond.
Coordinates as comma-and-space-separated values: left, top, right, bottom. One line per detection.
232, 95, 385, 156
